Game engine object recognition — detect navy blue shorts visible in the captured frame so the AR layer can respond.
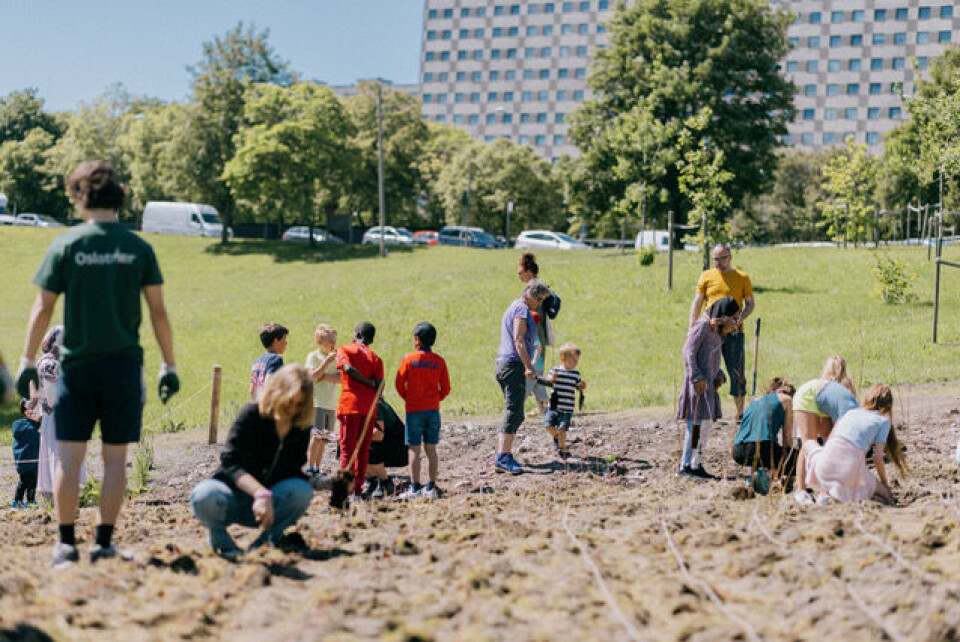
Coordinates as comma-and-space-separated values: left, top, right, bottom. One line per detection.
405, 409, 441, 446
543, 410, 573, 431
55, 357, 145, 444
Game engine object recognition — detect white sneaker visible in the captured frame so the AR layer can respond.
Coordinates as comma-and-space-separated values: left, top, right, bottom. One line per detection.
793, 490, 815, 506
815, 494, 834, 506
421, 486, 439, 500
397, 487, 422, 500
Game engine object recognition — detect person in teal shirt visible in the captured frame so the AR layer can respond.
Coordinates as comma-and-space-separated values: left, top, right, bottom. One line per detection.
732, 378, 797, 488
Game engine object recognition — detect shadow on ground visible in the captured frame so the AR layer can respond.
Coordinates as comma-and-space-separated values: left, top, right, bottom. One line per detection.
204, 240, 419, 264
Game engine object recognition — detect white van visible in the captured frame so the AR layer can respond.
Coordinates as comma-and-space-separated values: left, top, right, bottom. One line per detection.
142, 202, 225, 238
635, 230, 671, 251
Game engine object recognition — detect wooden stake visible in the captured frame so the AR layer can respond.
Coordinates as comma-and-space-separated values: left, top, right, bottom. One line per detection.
208, 365, 222, 444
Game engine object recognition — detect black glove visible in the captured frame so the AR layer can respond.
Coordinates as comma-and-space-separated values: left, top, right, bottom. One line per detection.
15, 359, 38, 399
158, 364, 180, 404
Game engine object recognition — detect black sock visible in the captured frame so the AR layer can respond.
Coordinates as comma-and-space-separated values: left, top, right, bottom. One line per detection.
59, 524, 76, 546
95, 524, 114, 548
425, 482, 435, 491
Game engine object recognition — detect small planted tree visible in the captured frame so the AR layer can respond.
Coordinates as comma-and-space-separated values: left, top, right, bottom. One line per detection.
873, 254, 917, 304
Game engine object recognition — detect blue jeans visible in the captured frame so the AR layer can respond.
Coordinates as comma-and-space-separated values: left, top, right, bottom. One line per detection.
405, 409, 441, 446
190, 477, 313, 551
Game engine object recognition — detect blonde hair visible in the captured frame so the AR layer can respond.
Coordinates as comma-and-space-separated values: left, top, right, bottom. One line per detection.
821, 355, 856, 396
863, 383, 906, 475
315, 323, 337, 346
559, 342, 581, 360
258, 364, 314, 428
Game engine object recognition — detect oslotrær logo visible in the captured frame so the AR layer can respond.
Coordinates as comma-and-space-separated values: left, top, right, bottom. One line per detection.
74, 249, 137, 266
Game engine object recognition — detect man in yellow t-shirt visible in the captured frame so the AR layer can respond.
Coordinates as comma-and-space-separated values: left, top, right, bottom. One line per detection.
688, 244, 755, 420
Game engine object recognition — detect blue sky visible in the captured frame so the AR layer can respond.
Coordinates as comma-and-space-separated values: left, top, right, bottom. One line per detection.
0, 0, 424, 112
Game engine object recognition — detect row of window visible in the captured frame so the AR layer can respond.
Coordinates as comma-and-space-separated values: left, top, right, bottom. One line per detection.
427, 1, 609, 20
425, 45, 594, 61
445, 112, 567, 124
424, 68, 588, 83
798, 81, 909, 96
788, 55, 933, 73
785, 132, 882, 145
425, 90, 586, 104
797, 106, 904, 121
789, 31, 951, 48
797, 6, 954, 24
427, 23, 604, 39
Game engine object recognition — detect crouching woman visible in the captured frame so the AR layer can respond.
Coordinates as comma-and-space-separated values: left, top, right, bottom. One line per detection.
191, 365, 314, 559
803, 383, 905, 505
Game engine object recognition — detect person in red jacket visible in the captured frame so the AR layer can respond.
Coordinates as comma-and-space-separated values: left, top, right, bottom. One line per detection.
394, 322, 451, 500
336, 322, 384, 499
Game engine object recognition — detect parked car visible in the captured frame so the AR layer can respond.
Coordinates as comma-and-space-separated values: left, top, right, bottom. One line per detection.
142, 201, 226, 238
14, 213, 65, 227
414, 230, 438, 245
0, 214, 17, 225
281, 226, 345, 244
634, 230, 671, 252
438, 225, 504, 249
515, 230, 590, 250
361, 225, 417, 246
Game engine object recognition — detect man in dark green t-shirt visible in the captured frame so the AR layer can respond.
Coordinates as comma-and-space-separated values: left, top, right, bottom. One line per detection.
16, 160, 180, 568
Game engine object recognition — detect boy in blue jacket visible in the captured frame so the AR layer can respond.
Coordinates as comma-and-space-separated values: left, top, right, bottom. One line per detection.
12, 399, 41, 508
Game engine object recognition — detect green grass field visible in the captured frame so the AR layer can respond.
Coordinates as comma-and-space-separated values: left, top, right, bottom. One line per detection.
2, 227, 960, 439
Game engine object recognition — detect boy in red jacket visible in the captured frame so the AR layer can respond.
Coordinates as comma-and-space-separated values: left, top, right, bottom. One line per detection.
336, 322, 384, 499
395, 322, 451, 500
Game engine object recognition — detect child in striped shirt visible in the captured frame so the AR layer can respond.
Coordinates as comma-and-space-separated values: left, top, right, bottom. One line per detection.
544, 342, 586, 459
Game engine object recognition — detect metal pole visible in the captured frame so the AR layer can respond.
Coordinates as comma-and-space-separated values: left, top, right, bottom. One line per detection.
505, 201, 513, 248
667, 210, 674, 290
934, 258, 941, 343
377, 83, 386, 259
208, 365, 222, 444
701, 210, 709, 270
874, 208, 879, 248
927, 204, 933, 260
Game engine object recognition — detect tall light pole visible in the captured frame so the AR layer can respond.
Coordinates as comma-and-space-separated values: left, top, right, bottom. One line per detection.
377, 81, 386, 258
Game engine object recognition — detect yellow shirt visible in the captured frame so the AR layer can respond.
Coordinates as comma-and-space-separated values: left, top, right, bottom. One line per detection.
697, 268, 753, 309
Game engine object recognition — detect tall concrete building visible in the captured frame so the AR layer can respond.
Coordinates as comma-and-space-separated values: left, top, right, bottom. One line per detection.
419, 0, 613, 160
420, 0, 959, 157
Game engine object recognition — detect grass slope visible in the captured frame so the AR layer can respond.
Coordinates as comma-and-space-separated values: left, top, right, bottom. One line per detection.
2, 227, 960, 437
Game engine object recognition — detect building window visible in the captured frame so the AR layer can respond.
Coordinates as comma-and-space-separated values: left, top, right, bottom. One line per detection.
453, 115, 463, 125
525, 48, 535, 58
553, 135, 565, 145
558, 68, 569, 78
598, 24, 606, 34
918, 7, 931, 19
529, 3, 539, 13
510, 4, 521, 15
823, 133, 836, 144
831, 11, 843, 23
939, 31, 952, 43
544, 25, 554, 35
507, 49, 517, 59
892, 57, 905, 70
518, 135, 530, 144
806, 60, 819, 72
489, 71, 500, 81
524, 69, 535, 79
872, 33, 886, 45
505, 70, 516, 80
535, 135, 546, 145
563, 1, 573, 9
807, 36, 820, 47
427, 31, 436, 41
520, 113, 531, 123
504, 91, 514, 101
428, 9, 437, 19
456, 72, 466, 81
828, 59, 840, 71
894, 32, 907, 44
541, 47, 552, 57
494, 6, 504, 15
786, 61, 799, 72
539, 69, 550, 79
437, 94, 447, 103
575, 45, 587, 56
557, 90, 567, 100
918, 56, 929, 69
454, 93, 464, 103
896, 8, 908, 19
850, 34, 863, 45
502, 114, 513, 123
573, 90, 585, 100
491, 49, 501, 59
852, 10, 864, 21
425, 52, 435, 61
869, 83, 882, 94
826, 84, 838, 96
423, 72, 433, 82
575, 68, 587, 78
871, 58, 883, 70
476, 7, 486, 17
459, 29, 469, 39
438, 72, 448, 81
866, 132, 879, 144
890, 107, 902, 118
599, 0, 609, 9
441, 30, 451, 39
580, 1, 590, 10
847, 83, 859, 95
423, 94, 432, 104
470, 93, 480, 103
537, 113, 547, 123
917, 32, 930, 44
471, 71, 482, 82
578, 24, 589, 34
849, 59, 861, 71
440, 51, 449, 60
890, 82, 903, 93
874, 9, 886, 21
457, 51, 467, 60
810, 12, 822, 24
508, 27, 518, 36
469, 115, 479, 124
562, 24, 573, 35
941, 5, 954, 18
488, 92, 498, 102
545, 3, 556, 13
493, 27, 503, 37
783, 134, 793, 145
526, 26, 537, 36
829, 35, 842, 47
802, 108, 815, 120
867, 108, 880, 119
537, 91, 549, 101
556, 113, 565, 123
801, 133, 813, 145
435, 115, 446, 123
825, 108, 837, 120
521, 92, 532, 101
804, 84, 816, 96
442, 8, 452, 18
788, 37, 800, 48
845, 108, 857, 119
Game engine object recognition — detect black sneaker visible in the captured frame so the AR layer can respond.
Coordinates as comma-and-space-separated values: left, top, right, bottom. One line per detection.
381, 477, 395, 497
677, 465, 698, 479
51, 542, 79, 569
691, 465, 719, 481
89, 544, 134, 563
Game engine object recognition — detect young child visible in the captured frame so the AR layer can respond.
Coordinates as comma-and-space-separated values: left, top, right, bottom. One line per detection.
304, 324, 339, 475
394, 322, 451, 500
544, 342, 587, 459
336, 322, 384, 500
12, 399, 41, 508
250, 323, 288, 401
525, 311, 549, 415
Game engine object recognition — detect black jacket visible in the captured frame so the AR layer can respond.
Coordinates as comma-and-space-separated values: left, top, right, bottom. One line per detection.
213, 403, 309, 491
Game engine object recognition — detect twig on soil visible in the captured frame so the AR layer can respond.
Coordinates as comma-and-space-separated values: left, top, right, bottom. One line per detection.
659, 516, 762, 642
750, 507, 907, 642
561, 506, 645, 642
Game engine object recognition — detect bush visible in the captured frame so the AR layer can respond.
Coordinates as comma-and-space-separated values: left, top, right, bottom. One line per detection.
873, 254, 916, 304
636, 248, 656, 266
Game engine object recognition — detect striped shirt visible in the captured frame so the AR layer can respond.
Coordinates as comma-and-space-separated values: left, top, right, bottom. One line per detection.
548, 366, 581, 413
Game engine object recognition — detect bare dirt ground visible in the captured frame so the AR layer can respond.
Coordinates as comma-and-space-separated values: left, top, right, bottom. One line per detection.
2, 385, 960, 641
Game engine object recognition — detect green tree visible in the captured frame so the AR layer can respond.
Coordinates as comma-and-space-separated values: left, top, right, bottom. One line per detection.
417, 123, 473, 229
819, 137, 878, 246
223, 82, 356, 239
570, 0, 794, 231
0, 128, 69, 216
179, 23, 295, 242
343, 82, 430, 228
765, 148, 828, 242
0, 88, 63, 144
